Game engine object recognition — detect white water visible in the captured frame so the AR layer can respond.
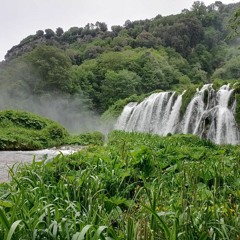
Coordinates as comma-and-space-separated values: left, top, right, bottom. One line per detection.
115, 84, 240, 145
163, 93, 184, 135
115, 91, 185, 136
115, 102, 137, 130
182, 84, 212, 134
196, 84, 239, 144
0, 146, 81, 182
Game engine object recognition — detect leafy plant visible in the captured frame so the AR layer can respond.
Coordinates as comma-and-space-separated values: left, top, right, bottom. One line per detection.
1, 131, 239, 239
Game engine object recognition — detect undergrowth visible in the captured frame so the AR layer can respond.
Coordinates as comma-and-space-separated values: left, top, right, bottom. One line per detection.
0, 131, 239, 239
0, 110, 104, 150
0, 110, 69, 150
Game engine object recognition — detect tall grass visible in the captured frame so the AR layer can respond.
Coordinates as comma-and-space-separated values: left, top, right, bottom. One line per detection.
0, 131, 239, 239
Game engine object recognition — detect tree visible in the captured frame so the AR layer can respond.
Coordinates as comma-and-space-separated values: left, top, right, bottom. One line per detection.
36, 30, 44, 37
136, 31, 156, 48
56, 27, 64, 37
161, 17, 204, 57
188, 44, 213, 73
124, 20, 133, 29
191, 1, 207, 19
45, 29, 55, 39
212, 56, 240, 80
100, 70, 141, 109
229, 7, 240, 37
24, 46, 73, 93
83, 45, 103, 59
95, 22, 108, 32
111, 25, 123, 36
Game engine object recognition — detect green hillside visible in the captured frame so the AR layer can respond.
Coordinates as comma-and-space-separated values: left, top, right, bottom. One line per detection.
0, 1, 240, 116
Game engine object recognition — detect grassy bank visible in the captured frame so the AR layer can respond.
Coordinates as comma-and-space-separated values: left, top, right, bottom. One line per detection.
0, 110, 69, 150
0, 131, 239, 239
0, 110, 104, 150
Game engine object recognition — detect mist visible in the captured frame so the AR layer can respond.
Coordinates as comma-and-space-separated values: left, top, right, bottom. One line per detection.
0, 60, 112, 134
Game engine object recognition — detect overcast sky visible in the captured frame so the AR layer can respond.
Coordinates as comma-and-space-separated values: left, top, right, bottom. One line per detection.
0, 0, 237, 61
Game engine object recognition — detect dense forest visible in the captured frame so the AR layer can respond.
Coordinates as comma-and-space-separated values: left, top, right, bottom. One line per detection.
0, 1, 240, 127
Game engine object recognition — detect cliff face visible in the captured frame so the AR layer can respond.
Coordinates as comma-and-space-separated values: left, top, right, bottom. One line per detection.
4, 36, 63, 61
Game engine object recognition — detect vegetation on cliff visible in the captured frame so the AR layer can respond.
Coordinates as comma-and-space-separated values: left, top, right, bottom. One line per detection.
0, 1, 240, 117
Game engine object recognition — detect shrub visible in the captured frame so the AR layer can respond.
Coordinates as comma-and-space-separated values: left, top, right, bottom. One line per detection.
0, 110, 69, 150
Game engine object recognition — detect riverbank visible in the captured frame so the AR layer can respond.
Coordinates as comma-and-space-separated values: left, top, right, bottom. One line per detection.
0, 146, 82, 182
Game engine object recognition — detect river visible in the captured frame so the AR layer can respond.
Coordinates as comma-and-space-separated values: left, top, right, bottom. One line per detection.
0, 147, 81, 183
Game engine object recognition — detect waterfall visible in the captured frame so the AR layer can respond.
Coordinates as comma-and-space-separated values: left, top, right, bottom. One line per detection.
182, 84, 213, 134
115, 84, 240, 145
114, 102, 137, 130
116, 91, 184, 136
163, 92, 184, 135
195, 84, 240, 144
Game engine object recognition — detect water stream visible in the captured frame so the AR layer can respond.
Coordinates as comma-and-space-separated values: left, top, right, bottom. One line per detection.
115, 84, 240, 145
0, 147, 80, 183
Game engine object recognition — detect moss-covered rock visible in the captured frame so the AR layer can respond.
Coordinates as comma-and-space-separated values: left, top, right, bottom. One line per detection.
179, 85, 198, 119
234, 93, 240, 127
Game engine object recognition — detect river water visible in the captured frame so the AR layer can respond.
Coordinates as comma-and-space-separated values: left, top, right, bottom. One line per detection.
0, 147, 81, 183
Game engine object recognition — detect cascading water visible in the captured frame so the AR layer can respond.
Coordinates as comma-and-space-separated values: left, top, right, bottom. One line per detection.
194, 84, 240, 144
116, 92, 171, 133
115, 102, 137, 131
181, 84, 213, 134
163, 92, 184, 135
115, 91, 185, 136
115, 84, 240, 145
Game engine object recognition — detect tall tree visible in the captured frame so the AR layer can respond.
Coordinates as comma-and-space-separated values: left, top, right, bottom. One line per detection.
56, 27, 64, 37
45, 29, 55, 39
24, 46, 73, 94
229, 8, 240, 37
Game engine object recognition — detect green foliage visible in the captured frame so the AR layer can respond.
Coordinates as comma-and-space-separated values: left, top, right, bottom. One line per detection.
44, 28, 55, 39
1, 1, 240, 120
19, 35, 36, 45
100, 69, 141, 107
101, 93, 149, 121
179, 85, 199, 118
228, 7, 240, 37
235, 93, 240, 127
0, 110, 105, 150
0, 110, 47, 130
56, 27, 64, 37
0, 110, 69, 150
65, 131, 104, 146
212, 56, 240, 80
24, 45, 74, 94
72, 48, 189, 112
212, 78, 230, 89
0, 131, 240, 239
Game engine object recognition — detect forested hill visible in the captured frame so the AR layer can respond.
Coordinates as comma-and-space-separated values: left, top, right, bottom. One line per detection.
0, 1, 240, 116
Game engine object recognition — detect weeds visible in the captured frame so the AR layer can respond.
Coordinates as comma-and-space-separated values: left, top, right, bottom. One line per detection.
0, 131, 239, 239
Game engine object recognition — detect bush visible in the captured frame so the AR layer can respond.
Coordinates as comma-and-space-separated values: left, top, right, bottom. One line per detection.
0, 110, 69, 150
65, 131, 105, 146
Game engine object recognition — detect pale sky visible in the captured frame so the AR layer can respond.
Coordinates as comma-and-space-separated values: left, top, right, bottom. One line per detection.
0, 0, 237, 61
